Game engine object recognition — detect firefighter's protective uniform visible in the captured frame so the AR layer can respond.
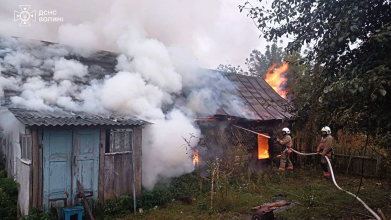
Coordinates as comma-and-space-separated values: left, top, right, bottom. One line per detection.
317, 127, 334, 177
279, 133, 293, 171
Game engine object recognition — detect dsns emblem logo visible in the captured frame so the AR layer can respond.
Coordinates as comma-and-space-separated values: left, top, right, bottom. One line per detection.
14, 5, 36, 27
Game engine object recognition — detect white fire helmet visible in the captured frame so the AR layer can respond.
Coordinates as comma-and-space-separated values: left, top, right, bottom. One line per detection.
321, 126, 331, 134
282, 127, 290, 134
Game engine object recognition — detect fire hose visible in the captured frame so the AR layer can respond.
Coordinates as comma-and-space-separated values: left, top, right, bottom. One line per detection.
233, 125, 271, 138
288, 148, 381, 220
232, 125, 381, 220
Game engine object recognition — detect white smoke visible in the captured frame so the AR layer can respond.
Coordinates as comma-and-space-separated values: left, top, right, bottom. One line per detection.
101, 71, 166, 120
4, 51, 42, 74
53, 58, 88, 80
58, 23, 99, 56
0, 0, 264, 69
0, 0, 260, 190
0, 107, 22, 136
142, 109, 201, 190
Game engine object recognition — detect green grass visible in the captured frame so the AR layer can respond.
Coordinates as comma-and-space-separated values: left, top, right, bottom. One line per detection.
111, 167, 390, 220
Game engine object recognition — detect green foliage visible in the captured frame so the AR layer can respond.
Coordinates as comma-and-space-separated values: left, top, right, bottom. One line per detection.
140, 185, 171, 210
217, 40, 298, 100
168, 172, 203, 198
19, 208, 53, 220
107, 165, 391, 220
246, 40, 284, 78
241, 0, 391, 148
196, 196, 208, 211
97, 171, 205, 219
140, 172, 204, 210
0, 169, 6, 178
101, 195, 134, 218
217, 40, 285, 78
0, 151, 6, 170
0, 176, 18, 220
216, 64, 245, 74
119, 167, 390, 220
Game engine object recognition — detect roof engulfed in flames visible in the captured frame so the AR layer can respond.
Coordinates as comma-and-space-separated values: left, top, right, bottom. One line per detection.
265, 62, 289, 99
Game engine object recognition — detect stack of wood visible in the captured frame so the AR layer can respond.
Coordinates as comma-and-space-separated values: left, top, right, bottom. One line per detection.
251, 200, 291, 220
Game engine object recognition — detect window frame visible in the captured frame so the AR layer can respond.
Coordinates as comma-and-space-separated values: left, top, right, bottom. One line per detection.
20, 134, 32, 164
106, 128, 133, 155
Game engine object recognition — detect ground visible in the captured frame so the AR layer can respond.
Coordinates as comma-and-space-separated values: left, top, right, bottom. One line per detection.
117, 167, 390, 220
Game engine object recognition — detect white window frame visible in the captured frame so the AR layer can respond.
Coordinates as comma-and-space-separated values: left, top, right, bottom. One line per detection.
20, 134, 32, 164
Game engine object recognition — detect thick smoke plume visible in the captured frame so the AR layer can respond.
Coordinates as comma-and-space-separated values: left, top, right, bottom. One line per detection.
0, 0, 264, 69
0, 36, 251, 189
0, 0, 257, 190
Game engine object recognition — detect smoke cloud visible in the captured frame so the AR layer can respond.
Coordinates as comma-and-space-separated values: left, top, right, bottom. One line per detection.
0, 0, 260, 189
53, 58, 88, 80
0, 0, 265, 68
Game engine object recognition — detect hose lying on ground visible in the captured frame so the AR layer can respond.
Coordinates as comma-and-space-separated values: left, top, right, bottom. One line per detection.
289, 148, 381, 220
232, 125, 382, 220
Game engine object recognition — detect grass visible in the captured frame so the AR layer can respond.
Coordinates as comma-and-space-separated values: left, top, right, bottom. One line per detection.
106, 166, 390, 220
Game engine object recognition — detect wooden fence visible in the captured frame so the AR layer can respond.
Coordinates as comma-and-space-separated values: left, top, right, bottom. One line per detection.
291, 138, 389, 178
333, 147, 388, 178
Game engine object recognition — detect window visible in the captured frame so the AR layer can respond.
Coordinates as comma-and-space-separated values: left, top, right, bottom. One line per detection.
109, 129, 133, 153
20, 134, 32, 162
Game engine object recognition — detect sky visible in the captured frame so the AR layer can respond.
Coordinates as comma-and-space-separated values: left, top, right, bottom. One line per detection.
0, 0, 279, 69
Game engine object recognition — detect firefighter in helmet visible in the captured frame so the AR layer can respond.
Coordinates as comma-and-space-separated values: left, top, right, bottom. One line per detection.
277, 127, 293, 171
317, 126, 334, 178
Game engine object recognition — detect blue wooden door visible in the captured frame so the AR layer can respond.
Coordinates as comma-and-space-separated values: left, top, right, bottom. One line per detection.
72, 129, 100, 208
43, 130, 73, 212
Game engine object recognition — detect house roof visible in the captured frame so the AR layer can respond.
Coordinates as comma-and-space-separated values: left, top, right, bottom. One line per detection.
209, 71, 291, 120
0, 36, 292, 122
8, 108, 149, 127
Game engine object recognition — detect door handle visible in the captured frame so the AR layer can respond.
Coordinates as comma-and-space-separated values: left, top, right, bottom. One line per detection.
74, 156, 77, 166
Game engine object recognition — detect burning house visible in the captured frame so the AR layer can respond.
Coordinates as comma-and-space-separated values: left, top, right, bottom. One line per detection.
193, 70, 292, 173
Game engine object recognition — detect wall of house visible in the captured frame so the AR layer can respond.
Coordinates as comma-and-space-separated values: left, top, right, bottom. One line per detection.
3, 132, 14, 176
0, 112, 31, 215
0, 110, 25, 176
248, 119, 295, 170
195, 120, 290, 172
98, 126, 142, 204
17, 159, 32, 215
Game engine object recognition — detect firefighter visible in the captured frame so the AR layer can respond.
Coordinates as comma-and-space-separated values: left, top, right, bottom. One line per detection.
317, 126, 334, 178
276, 127, 293, 171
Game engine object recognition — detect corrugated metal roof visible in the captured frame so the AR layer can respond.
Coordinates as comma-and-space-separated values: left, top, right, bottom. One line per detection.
8, 108, 149, 127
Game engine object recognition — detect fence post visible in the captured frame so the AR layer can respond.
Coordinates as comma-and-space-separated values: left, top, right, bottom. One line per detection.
375, 155, 383, 178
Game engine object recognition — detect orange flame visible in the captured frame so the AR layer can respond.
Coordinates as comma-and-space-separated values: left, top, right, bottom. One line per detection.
193, 150, 199, 166
265, 62, 289, 98
258, 134, 269, 159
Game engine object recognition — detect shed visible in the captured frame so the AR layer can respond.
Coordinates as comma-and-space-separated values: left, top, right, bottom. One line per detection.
0, 37, 150, 216
0, 107, 148, 216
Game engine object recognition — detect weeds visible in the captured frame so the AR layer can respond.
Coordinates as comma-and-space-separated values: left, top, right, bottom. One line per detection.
19, 208, 53, 220
0, 173, 18, 220
0, 151, 6, 170
117, 166, 390, 220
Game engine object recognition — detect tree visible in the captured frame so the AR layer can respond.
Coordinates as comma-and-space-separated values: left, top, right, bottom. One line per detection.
240, 0, 391, 148
216, 64, 246, 74
246, 40, 284, 78
217, 41, 284, 77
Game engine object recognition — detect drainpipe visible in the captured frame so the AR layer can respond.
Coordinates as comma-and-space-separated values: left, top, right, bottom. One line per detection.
131, 129, 136, 215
